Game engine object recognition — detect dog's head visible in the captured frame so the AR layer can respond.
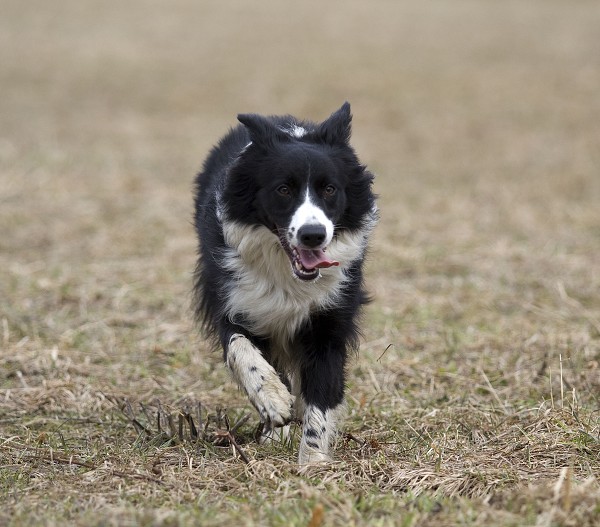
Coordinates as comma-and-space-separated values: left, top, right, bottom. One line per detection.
222, 102, 375, 281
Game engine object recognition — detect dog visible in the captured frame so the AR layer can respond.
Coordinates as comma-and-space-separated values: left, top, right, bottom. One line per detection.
193, 102, 377, 463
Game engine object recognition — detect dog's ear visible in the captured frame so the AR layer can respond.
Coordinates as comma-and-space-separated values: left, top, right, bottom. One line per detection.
237, 113, 288, 149
317, 102, 352, 145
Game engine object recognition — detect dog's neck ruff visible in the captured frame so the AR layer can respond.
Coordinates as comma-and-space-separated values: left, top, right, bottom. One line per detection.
220, 212, 375, 344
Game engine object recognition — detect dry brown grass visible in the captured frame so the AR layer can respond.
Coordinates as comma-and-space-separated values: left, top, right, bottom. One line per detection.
1, 0, 599, 525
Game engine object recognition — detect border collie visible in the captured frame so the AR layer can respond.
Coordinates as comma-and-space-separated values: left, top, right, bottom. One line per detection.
193, 102, 377, 463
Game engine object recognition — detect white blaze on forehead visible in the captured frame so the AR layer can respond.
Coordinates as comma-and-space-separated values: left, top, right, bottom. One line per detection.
289, 189, 334, 248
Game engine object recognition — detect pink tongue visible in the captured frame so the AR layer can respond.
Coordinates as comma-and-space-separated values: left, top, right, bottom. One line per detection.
298, 249, 339, 270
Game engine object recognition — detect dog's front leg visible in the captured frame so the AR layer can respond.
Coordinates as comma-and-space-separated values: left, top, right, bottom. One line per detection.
297, 349, 347, 464
226, 333, 294, 428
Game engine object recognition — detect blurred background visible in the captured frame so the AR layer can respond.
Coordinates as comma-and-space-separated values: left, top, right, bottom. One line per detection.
3, 0, 599, 347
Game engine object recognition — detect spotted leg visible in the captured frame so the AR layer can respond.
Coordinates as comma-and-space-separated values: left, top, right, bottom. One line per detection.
226, 333, 295, 429
297, 338, 348, 464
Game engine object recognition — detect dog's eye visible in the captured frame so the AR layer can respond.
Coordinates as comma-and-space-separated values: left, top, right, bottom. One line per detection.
324, 184, 336, 197
277, 185, 291, 197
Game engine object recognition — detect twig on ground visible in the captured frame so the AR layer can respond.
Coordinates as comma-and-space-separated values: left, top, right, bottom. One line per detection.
377, 343, 394, 362
214, 427, 252, 464
345, 432, 366, 446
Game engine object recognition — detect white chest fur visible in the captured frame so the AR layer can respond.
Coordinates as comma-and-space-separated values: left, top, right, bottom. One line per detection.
220, 219, 371, 347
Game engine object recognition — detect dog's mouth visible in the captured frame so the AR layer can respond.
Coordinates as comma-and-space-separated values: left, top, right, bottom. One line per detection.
276, 230, 339, 281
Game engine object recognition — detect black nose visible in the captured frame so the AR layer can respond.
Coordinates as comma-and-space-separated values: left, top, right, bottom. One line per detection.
298, 224, 326, 248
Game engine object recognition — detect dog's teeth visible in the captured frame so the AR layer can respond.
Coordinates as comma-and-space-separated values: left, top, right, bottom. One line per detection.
295, 261, 310, 276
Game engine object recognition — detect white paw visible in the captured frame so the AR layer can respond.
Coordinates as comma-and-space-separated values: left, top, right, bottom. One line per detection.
248, 370, 295, 426
297, 403, 345, 464
298, 442, 331, 464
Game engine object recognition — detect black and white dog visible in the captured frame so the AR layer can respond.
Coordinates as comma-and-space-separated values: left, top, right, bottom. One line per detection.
193, 102, 377, 463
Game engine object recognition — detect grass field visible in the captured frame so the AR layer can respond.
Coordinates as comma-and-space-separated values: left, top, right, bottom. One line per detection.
1, 1, 599, 525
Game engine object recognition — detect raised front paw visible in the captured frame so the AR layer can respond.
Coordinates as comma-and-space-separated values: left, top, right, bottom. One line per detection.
249, 369, 295, 426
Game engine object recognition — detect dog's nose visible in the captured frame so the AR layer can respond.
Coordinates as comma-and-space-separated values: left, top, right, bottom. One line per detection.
298, 224, 327, 248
